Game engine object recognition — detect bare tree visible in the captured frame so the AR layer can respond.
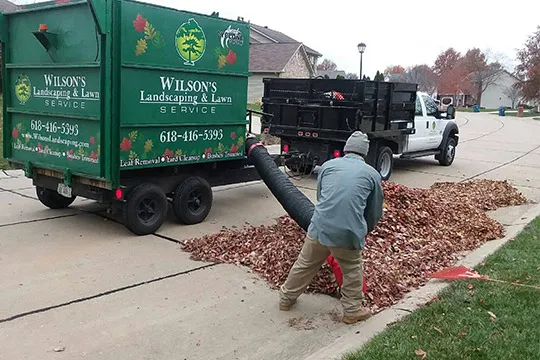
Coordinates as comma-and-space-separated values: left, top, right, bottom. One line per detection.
503, 86, 522, 109
405, 65, 438, 94
317, 59, 338, 71
463, 48, 505, 105
345, 72, 359, 79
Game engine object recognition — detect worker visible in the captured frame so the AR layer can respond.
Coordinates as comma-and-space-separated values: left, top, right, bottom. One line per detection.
278, 131, 384, 324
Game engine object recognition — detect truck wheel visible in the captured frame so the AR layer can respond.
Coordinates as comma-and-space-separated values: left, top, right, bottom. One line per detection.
36, 186, 76, 209
286, 164, 313, 175
376, 146, 394, 181
122, 183, 168, 235
173, 176, 213, 225
438, 136, 457, 166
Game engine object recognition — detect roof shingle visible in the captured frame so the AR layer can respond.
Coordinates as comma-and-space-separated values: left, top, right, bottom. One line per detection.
249, 43, 302, 73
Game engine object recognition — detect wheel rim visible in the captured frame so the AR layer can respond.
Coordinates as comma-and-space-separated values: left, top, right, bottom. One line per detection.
187, 189, 205, 214
379, 153, 391, 178
137, 198, 158, 223
446, 141, 455, 163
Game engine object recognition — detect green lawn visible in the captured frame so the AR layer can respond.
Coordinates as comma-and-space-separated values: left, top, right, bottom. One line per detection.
247, 103, 262, 112
0, 97, 7, 170
491, 111, 540, 118
344, 216, 540, 360
457, 107, 498, 113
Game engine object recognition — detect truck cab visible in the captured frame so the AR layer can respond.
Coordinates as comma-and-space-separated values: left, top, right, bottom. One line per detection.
400, 91, 459, 166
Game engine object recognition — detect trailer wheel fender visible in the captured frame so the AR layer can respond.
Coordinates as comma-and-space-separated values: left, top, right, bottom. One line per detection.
173, 176, 213, 225
122, 183, 168, 236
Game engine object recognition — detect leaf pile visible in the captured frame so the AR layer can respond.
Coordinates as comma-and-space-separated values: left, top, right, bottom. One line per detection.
181, 180, 529, 312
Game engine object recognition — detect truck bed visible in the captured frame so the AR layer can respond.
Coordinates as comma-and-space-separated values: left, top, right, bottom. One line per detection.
260, 78, 417, 142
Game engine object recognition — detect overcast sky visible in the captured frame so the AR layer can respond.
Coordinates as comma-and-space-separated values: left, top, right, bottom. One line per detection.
16, 0, 540, 77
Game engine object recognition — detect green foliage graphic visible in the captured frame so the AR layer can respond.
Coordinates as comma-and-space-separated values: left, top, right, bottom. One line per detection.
176, 18, 206, 66
15, 74, 31, 105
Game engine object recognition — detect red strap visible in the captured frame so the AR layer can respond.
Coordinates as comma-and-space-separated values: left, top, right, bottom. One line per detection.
247, 141, 263, 157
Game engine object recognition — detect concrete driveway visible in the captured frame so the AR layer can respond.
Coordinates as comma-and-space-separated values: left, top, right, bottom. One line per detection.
1, 113, 539, 360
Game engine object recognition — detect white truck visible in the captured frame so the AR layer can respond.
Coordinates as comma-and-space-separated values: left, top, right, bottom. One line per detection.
260, 79, 459, 180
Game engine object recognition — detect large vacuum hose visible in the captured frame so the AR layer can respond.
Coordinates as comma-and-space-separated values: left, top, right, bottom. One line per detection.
245, 137, 314, 231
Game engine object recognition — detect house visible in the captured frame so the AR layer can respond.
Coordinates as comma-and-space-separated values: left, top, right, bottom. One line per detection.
481, 70, 523, 109
0, 0, 18, 12
248, 24, 322, 103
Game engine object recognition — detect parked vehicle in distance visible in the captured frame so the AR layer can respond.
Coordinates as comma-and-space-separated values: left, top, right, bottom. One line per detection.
260, 78, 459, 180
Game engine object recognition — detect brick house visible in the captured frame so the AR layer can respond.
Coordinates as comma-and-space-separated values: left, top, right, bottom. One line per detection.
248, 24, 322, 103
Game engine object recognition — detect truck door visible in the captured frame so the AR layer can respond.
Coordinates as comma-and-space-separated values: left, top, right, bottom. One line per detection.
421, 95, 444, 148
405, 95, 429, 152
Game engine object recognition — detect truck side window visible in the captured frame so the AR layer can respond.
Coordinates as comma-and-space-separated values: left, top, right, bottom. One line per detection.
415, 97, 423, 116
423, 95, 439, 116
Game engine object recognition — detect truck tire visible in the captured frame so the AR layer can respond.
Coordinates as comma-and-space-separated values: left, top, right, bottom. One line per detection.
36, 186, 76, 209
375, 146, 394, 181
285, 164, 313, 175
122, 183, 168, 235
173, 176, 213, 225
438, 136, 457, 166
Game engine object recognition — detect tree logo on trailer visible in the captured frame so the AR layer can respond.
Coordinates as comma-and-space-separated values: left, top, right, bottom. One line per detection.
175, 18, 206, 66
15, 74, 31, 105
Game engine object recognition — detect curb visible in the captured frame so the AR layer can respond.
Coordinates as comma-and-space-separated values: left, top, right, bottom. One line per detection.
303, 203, 540, 360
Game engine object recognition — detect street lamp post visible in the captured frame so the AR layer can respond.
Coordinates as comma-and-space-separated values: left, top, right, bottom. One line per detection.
357, 42, 366, 79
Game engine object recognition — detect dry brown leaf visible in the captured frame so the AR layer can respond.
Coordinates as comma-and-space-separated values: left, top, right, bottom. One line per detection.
415, 348, 427, 359
488, 311, 497, 320
457, 332, 467, 337
434, 327, 443, 334
181, 179, 529, 312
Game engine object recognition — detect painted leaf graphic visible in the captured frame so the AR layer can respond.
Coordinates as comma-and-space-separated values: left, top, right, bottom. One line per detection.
133, 14, 147, 32
237, 136, 244, 147
120, 137, 132, 152
144, 22, 157, 40
218, 54, 227, 69
12, 128, 19, 139
230, 144, 238, 153
129, 151, 138, 160
135, 39, 147, 56
217, 143, 225, 154
144, 139, 153, 153
230, 132, 236, 140
163, 149, 174, 159
153, 31, 165, 48
128, 131, 138, 141
226, 49, 237, 65
175, 149, 183, 157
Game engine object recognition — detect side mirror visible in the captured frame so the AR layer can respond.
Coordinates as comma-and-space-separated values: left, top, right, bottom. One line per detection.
446, 105, 456, 119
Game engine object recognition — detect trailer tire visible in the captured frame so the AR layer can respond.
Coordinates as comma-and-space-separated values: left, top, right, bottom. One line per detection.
375, 146, 393, 181
36, 186, 76, 209
122, 183, 168, 235
173, 176, 213, 225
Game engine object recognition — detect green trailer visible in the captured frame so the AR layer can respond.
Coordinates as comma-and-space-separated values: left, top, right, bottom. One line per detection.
1, 0, 260, 235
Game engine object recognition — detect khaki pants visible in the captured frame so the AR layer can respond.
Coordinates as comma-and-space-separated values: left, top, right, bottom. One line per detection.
279, 235, 364, 315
